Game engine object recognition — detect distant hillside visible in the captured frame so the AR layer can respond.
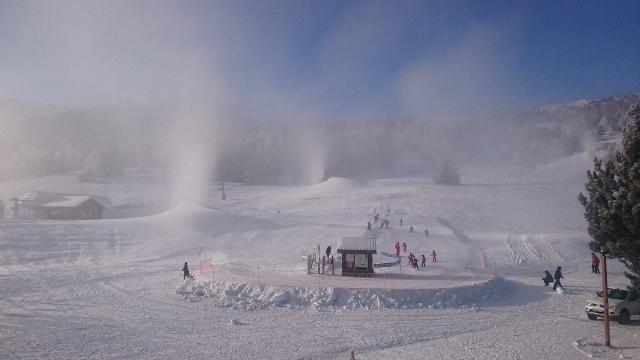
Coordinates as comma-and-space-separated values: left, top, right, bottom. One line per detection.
0, 92, 638, 183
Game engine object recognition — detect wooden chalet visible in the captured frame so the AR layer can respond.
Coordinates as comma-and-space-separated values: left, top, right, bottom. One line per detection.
337, 236, 377, 276
13, 192, 111, 220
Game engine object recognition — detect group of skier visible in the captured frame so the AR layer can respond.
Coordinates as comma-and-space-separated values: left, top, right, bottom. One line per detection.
540, 253, 602, 291
395, 240, 436, 270
542, 266, 564, 290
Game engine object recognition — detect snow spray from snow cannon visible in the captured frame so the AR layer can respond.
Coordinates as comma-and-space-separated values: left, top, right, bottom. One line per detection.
169, 105, 219, 208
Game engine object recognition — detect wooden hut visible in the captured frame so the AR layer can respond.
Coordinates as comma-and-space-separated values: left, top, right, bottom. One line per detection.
336, 236, 377, 276
41, 196, 107, 220
13, 192, 111, 220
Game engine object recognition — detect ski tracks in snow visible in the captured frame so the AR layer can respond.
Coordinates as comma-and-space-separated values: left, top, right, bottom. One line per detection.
506, 233, 566, 266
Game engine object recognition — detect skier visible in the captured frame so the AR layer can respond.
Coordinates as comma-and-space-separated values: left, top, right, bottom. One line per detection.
400, 218, 403, 226
402, 242, 407, 253
431, 250, 437, 262
553, 266, 564, 291
421, 254, 426, 268
374, 214, 379, 223
591, 253, 600, 274
326, 245, 332, 258
385, 219, 389, 229
542, 270, 553, 286
408, 253, 414, 265
409, 226, 414, 233
425, 228, 429, 238
395, 241, 401, 256
413, 257, 419, 269
182, 262, 190, 280
367, 222, 371, 231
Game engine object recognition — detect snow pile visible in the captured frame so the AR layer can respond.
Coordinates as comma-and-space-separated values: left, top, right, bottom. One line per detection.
176, 277, 512, 310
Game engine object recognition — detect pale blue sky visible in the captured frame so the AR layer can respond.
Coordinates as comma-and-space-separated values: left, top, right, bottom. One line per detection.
0, 0, 638, 118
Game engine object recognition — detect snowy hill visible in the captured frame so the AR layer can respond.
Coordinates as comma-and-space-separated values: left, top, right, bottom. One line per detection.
1, 93, 639, 183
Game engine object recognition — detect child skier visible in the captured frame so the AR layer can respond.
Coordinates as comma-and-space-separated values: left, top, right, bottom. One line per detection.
421, 254, 426, 268
431, 250, 437, 262
542, 270, 553, 286
182, 262, 190, 280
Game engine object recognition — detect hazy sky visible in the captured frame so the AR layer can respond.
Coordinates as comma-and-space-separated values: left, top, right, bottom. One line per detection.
0, 0, 639, 118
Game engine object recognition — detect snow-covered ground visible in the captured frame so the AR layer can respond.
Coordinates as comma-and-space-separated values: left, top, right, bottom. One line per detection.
1, 157, 639, 359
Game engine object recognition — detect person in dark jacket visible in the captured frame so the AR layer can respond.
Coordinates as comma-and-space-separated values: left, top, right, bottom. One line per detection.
542, 270, 553, 286
326, 245, 332, 258
421, 254, 427, 268
182, 262, 190, 280
553, 266, 564, 290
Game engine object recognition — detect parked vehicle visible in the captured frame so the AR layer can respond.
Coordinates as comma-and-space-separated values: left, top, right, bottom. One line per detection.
585, 288, 640, 324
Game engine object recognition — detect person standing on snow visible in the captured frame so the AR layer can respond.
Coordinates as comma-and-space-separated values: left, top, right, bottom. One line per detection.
542, 270, 553, 286
425, 228, 429, 238
402, 242, 407, 253
431, 250, 437, 262
553, 266, 564, 291
182, 262, 190, 280
409, 226, 414, 233
400, 218, 403, 226
367, 222, 372, 231
326, 245, 332, 258
591, 253, 600, 274
421, 254, 426, 268
395, 241, 401, 256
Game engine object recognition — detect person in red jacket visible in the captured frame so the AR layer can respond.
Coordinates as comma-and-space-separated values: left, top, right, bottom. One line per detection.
591, 253, 600, 274
394, 241, 401, 256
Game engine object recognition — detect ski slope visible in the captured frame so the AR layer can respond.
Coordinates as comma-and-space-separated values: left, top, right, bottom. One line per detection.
1, 158, 639, 359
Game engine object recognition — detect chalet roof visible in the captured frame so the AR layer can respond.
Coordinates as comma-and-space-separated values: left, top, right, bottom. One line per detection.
20, 192, 111, 209
337, 236, 376, 252
41, 196, 97, 208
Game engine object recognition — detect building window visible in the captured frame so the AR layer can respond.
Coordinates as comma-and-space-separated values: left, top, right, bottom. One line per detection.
355, 254, 367, 271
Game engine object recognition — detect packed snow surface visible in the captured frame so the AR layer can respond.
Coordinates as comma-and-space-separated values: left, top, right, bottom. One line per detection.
1, 157, 639, 359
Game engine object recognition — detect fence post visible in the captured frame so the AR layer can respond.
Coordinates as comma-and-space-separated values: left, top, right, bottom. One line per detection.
322, 256, 326, 275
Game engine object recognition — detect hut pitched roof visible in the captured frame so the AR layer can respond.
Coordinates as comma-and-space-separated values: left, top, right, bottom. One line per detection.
337, 236, 376, 252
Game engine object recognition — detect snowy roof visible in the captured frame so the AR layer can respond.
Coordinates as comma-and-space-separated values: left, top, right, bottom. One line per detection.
20, 192, 111, 208
41, 196, 96, 208
337, 236, 376, 252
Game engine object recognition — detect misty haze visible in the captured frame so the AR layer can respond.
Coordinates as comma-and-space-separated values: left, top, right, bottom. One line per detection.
1, 1, 640, 359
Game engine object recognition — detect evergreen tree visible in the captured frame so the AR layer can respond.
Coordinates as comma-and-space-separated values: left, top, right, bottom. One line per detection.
433, 160, 460, 185
579, 104, 640, 290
